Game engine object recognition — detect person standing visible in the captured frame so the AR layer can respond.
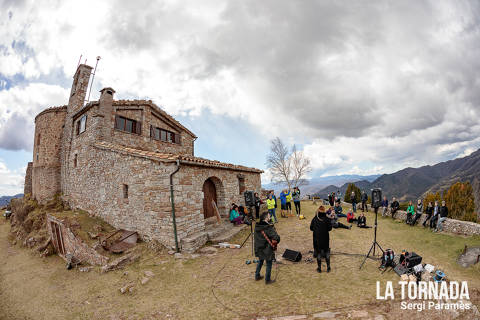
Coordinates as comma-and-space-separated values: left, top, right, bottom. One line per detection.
430, 201, 440, 229
292, 187, 301, 216
328, 192, 335, 207
254, 212, 280, 284
351, 191, 357, 213
435, 201, 449, 232
411, 199, 423, 225
361, 191, 368, 212
279, 189, 288, 218
254, 192, 262, 220
381, 196, 389, 217
266, 193, 277, 223
310, 206, 332, 273
406, 201, 415, 225
423, 202, 433, 227
285, 189, 293, 217
390, 197, 400, 219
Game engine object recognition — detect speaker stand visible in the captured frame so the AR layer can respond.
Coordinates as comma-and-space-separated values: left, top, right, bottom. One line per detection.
239, 206, 255, 256
359, 206, 384, 269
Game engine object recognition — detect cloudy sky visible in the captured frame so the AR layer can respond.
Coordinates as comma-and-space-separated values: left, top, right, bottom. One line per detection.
1, 0, 480, 195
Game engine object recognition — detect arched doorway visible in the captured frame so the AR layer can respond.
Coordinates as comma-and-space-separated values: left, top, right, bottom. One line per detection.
202, 178, 218, 219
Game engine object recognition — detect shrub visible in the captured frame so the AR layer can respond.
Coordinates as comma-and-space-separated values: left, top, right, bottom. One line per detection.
443, 182, 476, 222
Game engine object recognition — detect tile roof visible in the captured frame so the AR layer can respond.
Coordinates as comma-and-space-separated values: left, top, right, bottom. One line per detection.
35, 105, 67, 121
94, 141, 263, 173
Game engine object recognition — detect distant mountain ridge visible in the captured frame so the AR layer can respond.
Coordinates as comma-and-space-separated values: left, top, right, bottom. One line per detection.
262, 174, 380, 195
0, 194, 23, 207
315, 149, 480, 210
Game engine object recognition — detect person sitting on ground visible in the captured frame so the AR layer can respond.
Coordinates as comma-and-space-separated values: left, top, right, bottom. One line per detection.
292, 187, 301, 216
381, 196, 389, 217
411, 199, 423, 225
229, 204, 243, 225
357, 212, 371, 228
254, 211, 280, 284
390, 197, 400, 218
334, 200, 347, 218
310, 206, 332, 273
423, 202, 433, 227
406, 201, 415, 225
327, 207, 351, 230
430, 201, 440, 229
435, 201, 449, 232
346, 211, 357, 223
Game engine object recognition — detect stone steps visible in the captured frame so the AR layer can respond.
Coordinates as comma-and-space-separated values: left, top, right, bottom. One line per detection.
209, 224, 248, 244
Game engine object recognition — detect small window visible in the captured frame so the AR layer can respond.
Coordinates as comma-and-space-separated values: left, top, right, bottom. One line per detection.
115, 115, 141, 134
123, 184, 129, 199
74, 154, 78, 168
36, 153, 39, 161
238, 177, 246, 195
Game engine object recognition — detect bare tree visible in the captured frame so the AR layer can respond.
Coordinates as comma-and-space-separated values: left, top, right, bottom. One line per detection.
266, 137, 292, 189
290, 144, 312, 188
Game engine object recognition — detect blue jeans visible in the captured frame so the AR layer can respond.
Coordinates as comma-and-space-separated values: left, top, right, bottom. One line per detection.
352, 202, 357, 212
268, 208, 277, 222
255, 259, 273, 281
437, 217, 447, 231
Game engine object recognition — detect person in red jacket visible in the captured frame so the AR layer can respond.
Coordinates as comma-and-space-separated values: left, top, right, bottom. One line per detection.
346, 211, 357, 223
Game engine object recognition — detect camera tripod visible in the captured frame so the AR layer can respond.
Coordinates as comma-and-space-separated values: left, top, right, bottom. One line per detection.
240, 206, 255, 256
359, 205, 384, 269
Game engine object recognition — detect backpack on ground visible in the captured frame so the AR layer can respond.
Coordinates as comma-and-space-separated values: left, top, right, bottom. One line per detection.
380, 249, 395, 269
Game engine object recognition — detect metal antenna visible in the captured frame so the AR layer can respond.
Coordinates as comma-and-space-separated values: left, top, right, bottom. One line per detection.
86, 56, 101, 104
76, 54, 83, 69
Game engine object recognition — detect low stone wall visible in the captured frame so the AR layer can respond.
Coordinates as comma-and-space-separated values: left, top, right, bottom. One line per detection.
383, 209, 479, 236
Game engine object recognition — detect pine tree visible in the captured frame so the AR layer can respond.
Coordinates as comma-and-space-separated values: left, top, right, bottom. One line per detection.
344, 183, 361, 203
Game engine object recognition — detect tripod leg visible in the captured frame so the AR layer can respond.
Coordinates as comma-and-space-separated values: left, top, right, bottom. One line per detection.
375, 241, 384, 255
359, 242, 375, 269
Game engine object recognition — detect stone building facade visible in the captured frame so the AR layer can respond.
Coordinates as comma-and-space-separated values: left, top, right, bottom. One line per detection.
25, 63, 262, 252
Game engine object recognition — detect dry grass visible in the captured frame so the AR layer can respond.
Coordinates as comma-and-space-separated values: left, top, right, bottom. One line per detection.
0, 201, 479, 319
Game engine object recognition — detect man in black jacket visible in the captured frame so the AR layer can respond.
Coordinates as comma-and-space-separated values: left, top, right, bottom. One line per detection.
361, 191, 368, 212
310, 206, 332, 273
254, 212, 280, 284
435, 201, 449, 232
390, 197, 400, 218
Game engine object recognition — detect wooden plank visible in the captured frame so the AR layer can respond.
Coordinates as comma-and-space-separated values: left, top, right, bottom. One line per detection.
212, 200, 221, 224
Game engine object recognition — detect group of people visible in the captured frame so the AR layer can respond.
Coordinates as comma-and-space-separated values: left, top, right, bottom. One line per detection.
405, 199, 449, 232
349, 190, 371, 213
253, 199, 374, 282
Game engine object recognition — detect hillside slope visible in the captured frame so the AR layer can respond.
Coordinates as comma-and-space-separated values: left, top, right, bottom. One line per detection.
315, 149, 480, 210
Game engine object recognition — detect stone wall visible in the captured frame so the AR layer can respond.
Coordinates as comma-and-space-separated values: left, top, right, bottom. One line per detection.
64, 142, 261, 251
388, 209, 480, 236
32, 107, 66, 202
47, 214, 109, 266
24, 162, 32, 196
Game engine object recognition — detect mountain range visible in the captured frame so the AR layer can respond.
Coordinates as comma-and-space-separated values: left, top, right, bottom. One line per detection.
0, 194, 23, 207
316, 149, 480, 210
262, 174, 380, 195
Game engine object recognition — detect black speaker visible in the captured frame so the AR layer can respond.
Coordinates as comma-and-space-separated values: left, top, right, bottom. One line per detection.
244, 191, 255, 207
282, 249, 302, 262
371, 188, 382, 208
406, 252, 422, 268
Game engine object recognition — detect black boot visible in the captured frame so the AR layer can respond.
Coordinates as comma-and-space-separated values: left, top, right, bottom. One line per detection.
317, 258, 322, 273
326, 258, 331, 273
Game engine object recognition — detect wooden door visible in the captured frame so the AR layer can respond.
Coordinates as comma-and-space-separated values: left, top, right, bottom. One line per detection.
202, 179, 217, 219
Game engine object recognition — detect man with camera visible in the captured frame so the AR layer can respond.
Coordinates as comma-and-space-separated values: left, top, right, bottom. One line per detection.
254, 212, 280, 284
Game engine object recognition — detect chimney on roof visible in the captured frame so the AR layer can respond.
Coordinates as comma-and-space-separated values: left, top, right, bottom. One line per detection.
98, 87, 116, 141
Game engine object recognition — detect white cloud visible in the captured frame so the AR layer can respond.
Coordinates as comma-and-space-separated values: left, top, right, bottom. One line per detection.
0, 83, 69, 150
0, 159, 24, 196
0, 0, 480, 177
